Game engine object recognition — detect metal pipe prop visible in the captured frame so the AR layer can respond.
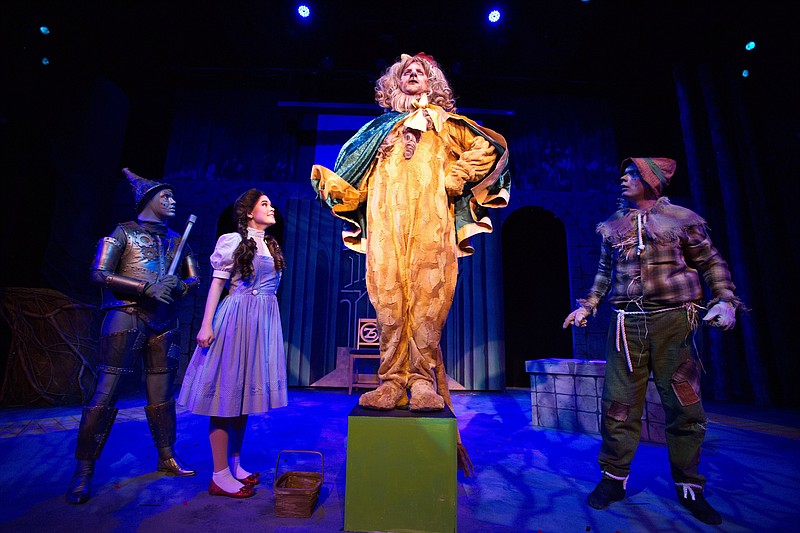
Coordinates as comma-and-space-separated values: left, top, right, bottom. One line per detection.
167, 214, 197, 276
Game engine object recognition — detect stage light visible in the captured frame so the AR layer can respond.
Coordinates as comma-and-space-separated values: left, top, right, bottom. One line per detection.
742, 69, 749, 77
41, 57, 50, 65
39, 26, 50, 35
745, 41, 756, 51
298, 4, 310, 18
488, 9, 501, 23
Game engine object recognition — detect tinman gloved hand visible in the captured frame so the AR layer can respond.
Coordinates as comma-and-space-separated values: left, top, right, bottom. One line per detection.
702, 301, 736, 331
160, 275, 188, 295
563, 307, 590, 329
144, 280, 176, 304
160, 275, 180, 288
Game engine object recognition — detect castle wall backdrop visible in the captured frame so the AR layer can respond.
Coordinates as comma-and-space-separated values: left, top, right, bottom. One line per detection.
2, 3, 797, 405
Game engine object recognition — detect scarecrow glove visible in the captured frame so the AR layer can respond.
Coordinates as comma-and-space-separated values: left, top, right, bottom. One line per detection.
703, 301, 736, 331
563, 307, 590, 329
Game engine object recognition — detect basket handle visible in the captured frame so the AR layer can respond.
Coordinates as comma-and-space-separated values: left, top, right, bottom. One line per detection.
274, 450, 324, 484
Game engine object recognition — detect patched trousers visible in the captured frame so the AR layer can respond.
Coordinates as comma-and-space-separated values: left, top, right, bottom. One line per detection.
599, 305, 708, 486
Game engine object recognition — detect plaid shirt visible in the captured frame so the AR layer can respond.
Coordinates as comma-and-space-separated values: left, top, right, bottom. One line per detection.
580, 198, 737, 311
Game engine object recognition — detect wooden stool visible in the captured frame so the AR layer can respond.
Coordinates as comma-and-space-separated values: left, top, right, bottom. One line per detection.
348, 318, 380, 394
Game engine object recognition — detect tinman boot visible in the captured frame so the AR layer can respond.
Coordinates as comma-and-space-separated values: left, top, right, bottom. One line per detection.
676, 484, 723, 525
145, 399, 196, 476
588, 475, 626, 510
66, 404, 118, 504
65, 460, 95, 505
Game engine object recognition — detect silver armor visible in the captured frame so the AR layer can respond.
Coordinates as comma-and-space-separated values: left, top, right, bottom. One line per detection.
91, 221, 199, 329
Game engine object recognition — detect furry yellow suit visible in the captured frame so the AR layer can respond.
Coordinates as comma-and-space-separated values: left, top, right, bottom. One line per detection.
312, 98, 509, 411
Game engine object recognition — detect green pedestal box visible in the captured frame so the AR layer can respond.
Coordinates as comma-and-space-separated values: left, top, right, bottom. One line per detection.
344, 405, 457, 533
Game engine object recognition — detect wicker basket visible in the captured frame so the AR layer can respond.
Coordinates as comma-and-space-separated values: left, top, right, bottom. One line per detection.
273, 450, 324, 518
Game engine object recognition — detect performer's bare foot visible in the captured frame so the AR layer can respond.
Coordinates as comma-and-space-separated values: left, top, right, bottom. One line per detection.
409, 380, 445, 411
359, 381, 406, 410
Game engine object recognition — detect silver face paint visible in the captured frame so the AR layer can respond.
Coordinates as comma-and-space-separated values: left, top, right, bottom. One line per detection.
148, 190, 176, 220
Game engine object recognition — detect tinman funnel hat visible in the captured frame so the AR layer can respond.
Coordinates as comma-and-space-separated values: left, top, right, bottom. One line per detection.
620, 157, 676, 197
122, 168, 174, 213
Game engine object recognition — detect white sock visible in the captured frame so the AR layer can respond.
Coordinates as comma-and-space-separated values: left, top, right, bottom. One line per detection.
212, 467, 244, 493
231, 456, 252, 480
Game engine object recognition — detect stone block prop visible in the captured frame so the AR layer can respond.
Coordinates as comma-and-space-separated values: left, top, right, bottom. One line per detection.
526, 358, 666, 443
345, 405, 457, 533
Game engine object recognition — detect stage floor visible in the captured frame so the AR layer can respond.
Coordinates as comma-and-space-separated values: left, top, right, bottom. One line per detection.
1, 388, 799, 532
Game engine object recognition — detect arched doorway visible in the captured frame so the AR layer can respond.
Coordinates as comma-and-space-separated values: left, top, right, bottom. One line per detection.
501, 206, 573, 388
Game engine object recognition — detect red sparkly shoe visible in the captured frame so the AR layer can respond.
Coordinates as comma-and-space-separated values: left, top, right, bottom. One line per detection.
208, 479, 255, 498
237, 472, 261, 487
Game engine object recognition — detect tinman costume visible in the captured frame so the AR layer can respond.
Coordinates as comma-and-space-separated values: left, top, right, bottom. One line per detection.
66, 168, 199, 504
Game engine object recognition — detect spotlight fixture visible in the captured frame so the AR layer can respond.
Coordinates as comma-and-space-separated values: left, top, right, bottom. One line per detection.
745, 41, 756, 51
742, 69, 749, 77
39, 26, 50, 35
41, 57, 50, 65
488, 9, 501, 23
298, 4, 310, 18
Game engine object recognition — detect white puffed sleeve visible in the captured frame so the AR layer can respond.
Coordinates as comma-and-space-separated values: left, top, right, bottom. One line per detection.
209, 233, 242, 279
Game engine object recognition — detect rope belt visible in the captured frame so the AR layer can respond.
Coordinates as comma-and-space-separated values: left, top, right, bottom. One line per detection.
614, 303, 700, 373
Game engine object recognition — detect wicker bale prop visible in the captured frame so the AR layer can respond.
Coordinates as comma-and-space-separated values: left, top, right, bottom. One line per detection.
0, 288, 102, 406
273, 450, 324, 518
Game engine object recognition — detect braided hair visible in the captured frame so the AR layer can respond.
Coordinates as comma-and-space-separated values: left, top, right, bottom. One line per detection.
232, 189, 286, 279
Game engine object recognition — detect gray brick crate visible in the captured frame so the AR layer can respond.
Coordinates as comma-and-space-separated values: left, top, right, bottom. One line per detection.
526, 358, 666, 443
